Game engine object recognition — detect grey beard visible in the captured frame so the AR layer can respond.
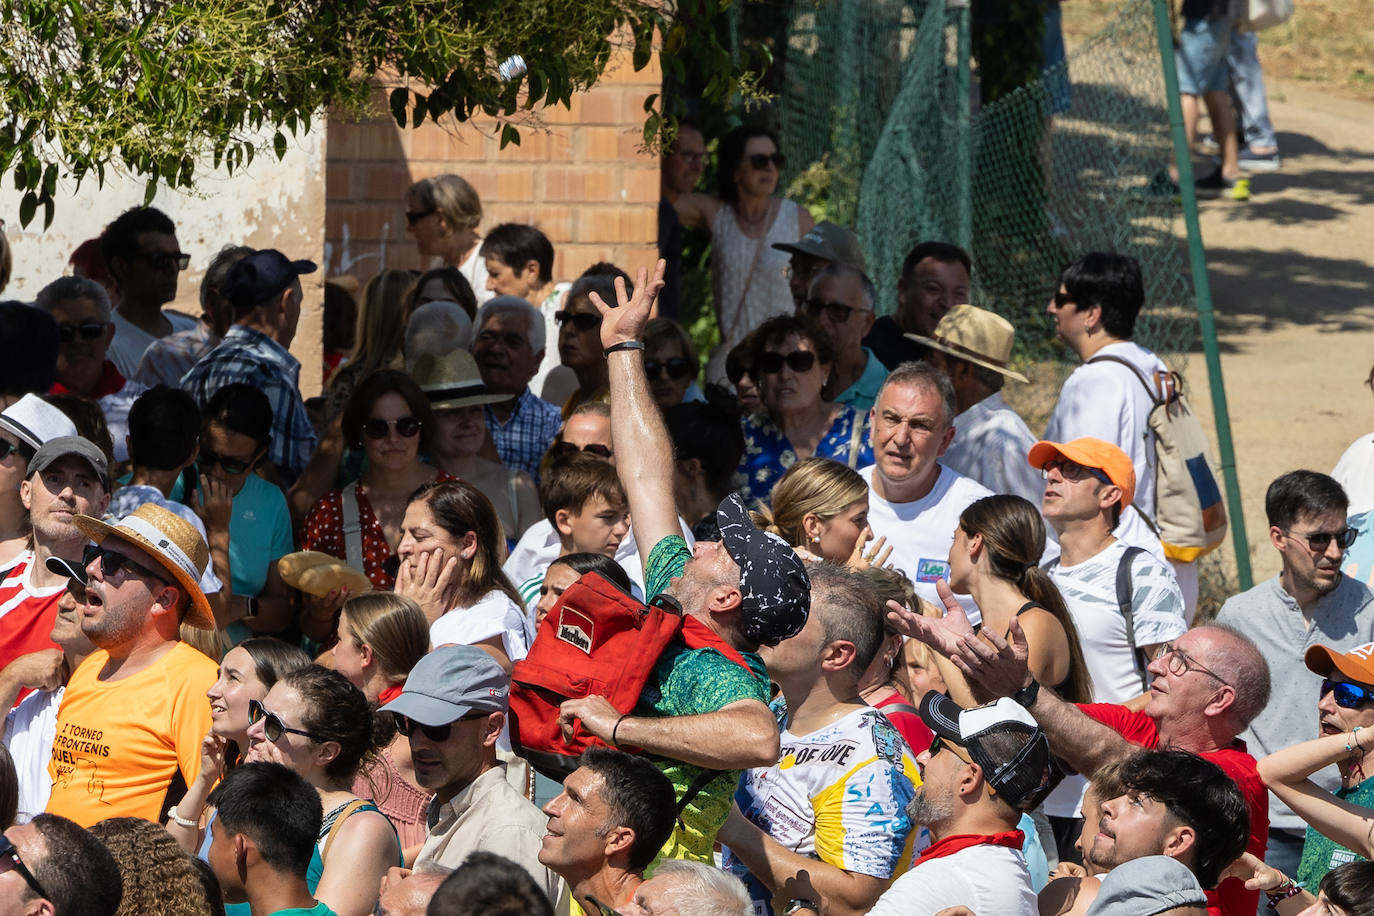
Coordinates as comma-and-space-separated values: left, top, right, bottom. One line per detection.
906, 788, 954, 828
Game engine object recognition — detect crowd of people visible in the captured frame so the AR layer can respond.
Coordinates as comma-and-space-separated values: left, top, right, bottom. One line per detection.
0, 116, 1368, 916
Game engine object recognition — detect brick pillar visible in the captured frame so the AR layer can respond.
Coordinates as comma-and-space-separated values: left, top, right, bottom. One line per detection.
325, 40, 661, 287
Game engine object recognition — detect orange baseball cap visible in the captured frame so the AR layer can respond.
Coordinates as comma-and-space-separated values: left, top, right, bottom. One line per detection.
1305, 642, 1374, 685
1027, 437, 1136, 510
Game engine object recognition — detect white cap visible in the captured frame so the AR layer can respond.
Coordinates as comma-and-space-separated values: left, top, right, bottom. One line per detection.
0, 394, 78, 451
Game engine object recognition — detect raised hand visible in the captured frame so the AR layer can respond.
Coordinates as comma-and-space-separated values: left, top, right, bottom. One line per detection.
885, 579, 974, 659
590, 259, 667, 350
847, 527, 893, 571
394, 549, 461, 624
950, 615, 1033, 698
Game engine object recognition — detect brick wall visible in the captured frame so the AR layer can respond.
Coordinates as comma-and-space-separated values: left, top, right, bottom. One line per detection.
324, 42, 662, 287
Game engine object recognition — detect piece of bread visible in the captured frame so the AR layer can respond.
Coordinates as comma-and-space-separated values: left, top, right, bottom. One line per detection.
277, 550, 373, 598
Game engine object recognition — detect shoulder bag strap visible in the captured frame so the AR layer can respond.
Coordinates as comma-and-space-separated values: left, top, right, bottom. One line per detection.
1116, 546, 1150, 693
1087, 354, 1164, 404
322, 798, 369, 862
846, 409, 866, 468
719, 202, 775, 346
341, 482, 365, 573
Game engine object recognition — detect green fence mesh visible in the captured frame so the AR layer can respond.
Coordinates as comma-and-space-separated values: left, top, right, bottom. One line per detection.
776, 0, 1200, 368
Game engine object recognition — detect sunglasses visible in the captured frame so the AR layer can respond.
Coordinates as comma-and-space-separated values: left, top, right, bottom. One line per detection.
554, 310, 601, 332
248, 699, 324, 743
133, 250, 191, 271
1040, 459, 1112, 487
200, 446, 256, 476
548, 441, 613, 462
645, 357, 693, 381
392, 710, 488, 742
361, 416, 423, 440
1322, 679, 1374, 709
0, 834, 48, 901
56, 320, 108, 343
928, 734, 974, 765
1052, 290, 1074, 309
83, 543, 167, 585
757, 350, 817, 375
748, 152, 786, 170
803, 298, 859, 324
0, 439, 22, 462
405, 207, 437, 225
726, 362, 756, 386
1286, 527, 1358, 553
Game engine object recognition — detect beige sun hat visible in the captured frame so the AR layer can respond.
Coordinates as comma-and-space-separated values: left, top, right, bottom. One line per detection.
905, 304, 1029, 383
411, 350, 509, 411
73, 503, 215, 630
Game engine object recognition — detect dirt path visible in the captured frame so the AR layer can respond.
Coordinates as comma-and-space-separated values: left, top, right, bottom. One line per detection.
1187, 80, 1374, 584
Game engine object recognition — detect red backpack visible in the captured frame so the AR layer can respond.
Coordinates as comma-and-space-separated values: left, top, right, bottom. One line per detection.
508, 572, 754, 782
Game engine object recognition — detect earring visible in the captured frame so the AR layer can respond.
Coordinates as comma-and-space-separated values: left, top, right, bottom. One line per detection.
811, 535, 820, 544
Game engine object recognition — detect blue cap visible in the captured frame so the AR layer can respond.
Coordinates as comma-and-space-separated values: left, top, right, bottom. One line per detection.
222, 249, 316, 311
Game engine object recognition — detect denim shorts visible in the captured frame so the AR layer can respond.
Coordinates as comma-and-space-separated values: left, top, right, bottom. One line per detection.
1176, 16, 1235, 96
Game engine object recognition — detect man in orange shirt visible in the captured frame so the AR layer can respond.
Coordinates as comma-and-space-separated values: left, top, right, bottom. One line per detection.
45, 503, 218, 826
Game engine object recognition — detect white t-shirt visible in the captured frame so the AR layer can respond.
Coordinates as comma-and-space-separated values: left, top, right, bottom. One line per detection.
867, 842, 1037, 916
458, 245, 494, 308
860, 464, 993, 622
108, 309, 199, 379
4, 686, 63, 823
503, 517, 695, 597
1334, 434, 1374, 516
943, 392, 1044, 510
722, 705, 919, 912
1047, 540, 1187, 704
430, 589, 536, 662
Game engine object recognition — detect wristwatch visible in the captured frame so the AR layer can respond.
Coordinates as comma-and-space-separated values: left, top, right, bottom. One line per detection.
1013, 678, 1041, 708
783, 899, 819, 916
243, 595, 260, 620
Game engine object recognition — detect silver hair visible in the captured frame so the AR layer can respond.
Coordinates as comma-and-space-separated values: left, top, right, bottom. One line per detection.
405, 301, 474, 368
476, 294, 544, 354
649, 859, 752, 916
34, 275, 113, 321
813, 262, 876, 311
874, 360, 958, 426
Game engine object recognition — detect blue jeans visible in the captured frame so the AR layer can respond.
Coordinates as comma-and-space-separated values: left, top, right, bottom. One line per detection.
1177, 16, 1234, 96
1228, 30, 1278, 150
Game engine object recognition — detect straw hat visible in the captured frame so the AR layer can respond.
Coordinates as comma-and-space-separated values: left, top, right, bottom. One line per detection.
73, 504, 215, 630
905, 304, 1029, 383
411, 350, 509, 411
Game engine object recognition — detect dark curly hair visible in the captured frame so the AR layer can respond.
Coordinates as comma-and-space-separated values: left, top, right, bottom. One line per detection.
88, 817, 216, 916
284, 665, 376, 782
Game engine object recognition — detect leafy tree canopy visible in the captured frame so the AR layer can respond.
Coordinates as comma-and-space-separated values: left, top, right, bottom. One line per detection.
0, 0, 760, 227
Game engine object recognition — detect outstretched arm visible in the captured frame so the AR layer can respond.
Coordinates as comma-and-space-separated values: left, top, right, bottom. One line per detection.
592, 261, 679, 569
558, 694, 779, 770
1257, 731, 1374, 859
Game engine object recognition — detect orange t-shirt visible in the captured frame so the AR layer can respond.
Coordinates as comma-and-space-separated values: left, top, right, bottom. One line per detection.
46, 641, 217, 826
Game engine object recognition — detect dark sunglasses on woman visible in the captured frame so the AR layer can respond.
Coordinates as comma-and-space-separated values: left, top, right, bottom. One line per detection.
554, 311, 601, 332
748, 152, 786, 170
199, 446, 255, 476
757, 350, 817, 375
726, 361, 756, 387
548, 441, 613, 462
361, 416, 423, 440
248, 699, 324, 743
645, 357, 693, 381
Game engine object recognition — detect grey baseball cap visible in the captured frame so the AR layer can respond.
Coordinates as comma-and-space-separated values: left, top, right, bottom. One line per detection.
380, 645, 510, 726
771, 221, 868, 273
26, 436, 110, 491
1084, 856, 1206, 916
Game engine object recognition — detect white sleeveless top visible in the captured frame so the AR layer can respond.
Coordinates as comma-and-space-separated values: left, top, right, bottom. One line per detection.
708, 199, 801, 380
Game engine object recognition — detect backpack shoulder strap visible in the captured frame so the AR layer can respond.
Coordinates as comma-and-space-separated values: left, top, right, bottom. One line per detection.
322, 798, 370, 862
340, 482, 365, 573
1087, 354, 1163, 404
1116, 545, 1150, 693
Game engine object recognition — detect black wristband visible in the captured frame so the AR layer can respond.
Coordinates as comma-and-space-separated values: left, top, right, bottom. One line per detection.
1013, 678, 1041, 708
603, 340, 645, 357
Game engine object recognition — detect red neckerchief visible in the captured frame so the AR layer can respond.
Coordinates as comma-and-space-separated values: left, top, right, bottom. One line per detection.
50, 361, 126, 399
913, 830, 1025, 866
378, 684, 404, 705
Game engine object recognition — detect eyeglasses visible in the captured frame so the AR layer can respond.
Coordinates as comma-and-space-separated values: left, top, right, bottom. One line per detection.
1052, 290, 1074, 309
548, 441, 613, 462
0, 834, 48, 901
803, 298, 862, 324
554, 310, 601, 332
82, 543, 167, 585
199, 446, 256, 476
929, 734, 975, 766
0, 439, 21, 462
248, 699, 324, 743
1285, 527, 1358, 553
361, 416, 423, 440
726, 362, 756, 386
56, 320, 108, 343
756, 350, 817, 375
392, 710, 488, 742
132, 250, 191, 271
405, 208, 437, 225
644, 357, 693, 381
1040, 459, 1112, 487
748, 152, 786, 171
1158, 643, 1229, 685
1322, 679, 1374, 709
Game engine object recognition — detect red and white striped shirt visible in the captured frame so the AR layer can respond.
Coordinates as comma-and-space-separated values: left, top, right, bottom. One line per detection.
0, 552, 63, 706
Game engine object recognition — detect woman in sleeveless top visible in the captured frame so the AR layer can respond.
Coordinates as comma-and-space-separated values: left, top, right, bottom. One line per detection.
331, 593, 434, 863
412, 350, 539, 541
673, 125, 815, 380
244, 665, 401, 916
925, 494, 1093, 707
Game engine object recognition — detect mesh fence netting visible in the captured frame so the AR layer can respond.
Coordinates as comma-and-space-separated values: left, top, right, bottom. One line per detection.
775, 0, 1200, 371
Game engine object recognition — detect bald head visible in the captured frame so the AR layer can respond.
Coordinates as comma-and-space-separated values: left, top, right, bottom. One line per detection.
378, 871, 447, 916
1192, 624, 1271, 730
